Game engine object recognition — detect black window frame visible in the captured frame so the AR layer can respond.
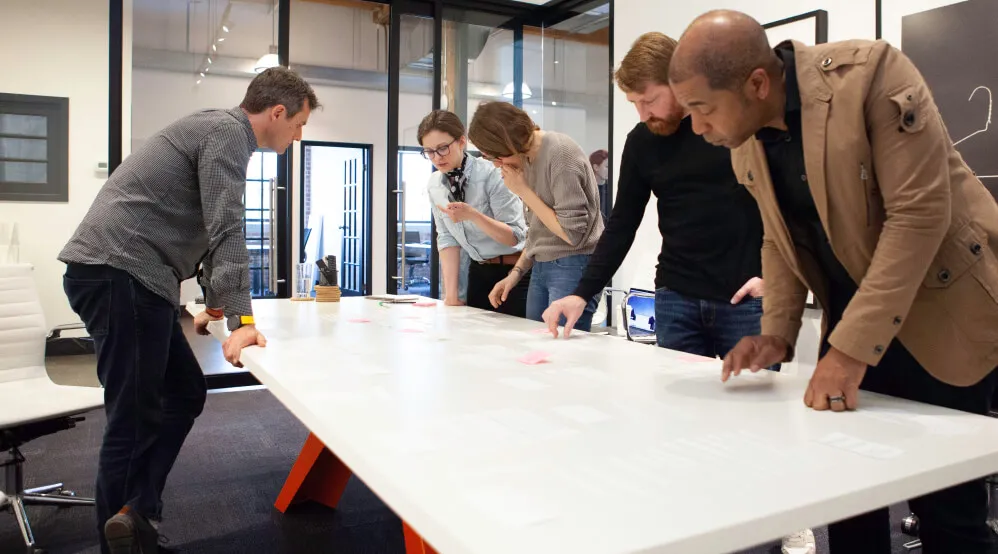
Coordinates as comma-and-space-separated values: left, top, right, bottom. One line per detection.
0, 92, 70, 203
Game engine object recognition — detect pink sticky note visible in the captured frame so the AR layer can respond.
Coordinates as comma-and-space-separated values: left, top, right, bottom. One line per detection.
413, 301, 437, 307
531, 328, 553, 335
518, 350, 551, 365
348, 318, 371, 323
678, 354, 714, 363
401, 328, 424, 333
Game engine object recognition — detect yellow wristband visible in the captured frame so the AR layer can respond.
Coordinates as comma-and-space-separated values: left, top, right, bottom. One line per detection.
239, 315, 255, 326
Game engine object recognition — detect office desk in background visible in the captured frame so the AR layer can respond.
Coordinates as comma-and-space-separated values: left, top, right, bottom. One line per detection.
189, 298, 998, 554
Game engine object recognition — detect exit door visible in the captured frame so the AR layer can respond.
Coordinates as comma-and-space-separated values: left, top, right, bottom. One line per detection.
301, 141, 373, 297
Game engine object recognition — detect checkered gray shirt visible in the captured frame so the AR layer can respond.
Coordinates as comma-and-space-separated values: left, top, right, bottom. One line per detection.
59, 107, 257, 317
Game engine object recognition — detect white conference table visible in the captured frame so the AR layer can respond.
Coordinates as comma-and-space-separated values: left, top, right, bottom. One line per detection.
191, 297, 998, 554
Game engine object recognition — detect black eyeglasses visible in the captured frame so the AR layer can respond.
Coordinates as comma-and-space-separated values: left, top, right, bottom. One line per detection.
420, 138, 458, 160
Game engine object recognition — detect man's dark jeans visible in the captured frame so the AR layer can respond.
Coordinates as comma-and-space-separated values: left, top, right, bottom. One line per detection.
654, 288, 777, 370
63, 263, 206, 553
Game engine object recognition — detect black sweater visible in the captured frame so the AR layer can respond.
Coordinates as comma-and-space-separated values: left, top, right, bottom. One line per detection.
574, 118, 763, 303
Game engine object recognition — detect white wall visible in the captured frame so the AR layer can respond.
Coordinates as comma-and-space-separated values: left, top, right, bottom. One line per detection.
0, 0, 111, 329
612, 0, 877, 375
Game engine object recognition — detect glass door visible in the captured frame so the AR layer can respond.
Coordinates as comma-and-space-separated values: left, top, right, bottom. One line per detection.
245, 151, 280, 298
301, 142, 372, 297
388, 0, 434, 295
390, 10, 436, 295
387, 0, 523, 297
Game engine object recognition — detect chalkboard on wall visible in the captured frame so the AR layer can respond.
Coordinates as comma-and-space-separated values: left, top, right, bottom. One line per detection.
902, 0, 998, 200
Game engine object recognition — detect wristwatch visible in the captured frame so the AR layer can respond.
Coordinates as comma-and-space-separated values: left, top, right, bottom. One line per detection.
227, 314, 255, 331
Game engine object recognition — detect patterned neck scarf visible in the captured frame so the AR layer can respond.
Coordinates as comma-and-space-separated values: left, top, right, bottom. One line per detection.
444, 153, 469, 202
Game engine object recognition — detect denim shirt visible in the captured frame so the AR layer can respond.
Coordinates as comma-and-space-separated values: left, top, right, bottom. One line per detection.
429, 155, 526, 301
428, 154, 527, 261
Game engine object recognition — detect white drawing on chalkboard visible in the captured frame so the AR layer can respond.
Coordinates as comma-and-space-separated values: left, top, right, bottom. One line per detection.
953, 86, 992, 146
950, 86, 997, 179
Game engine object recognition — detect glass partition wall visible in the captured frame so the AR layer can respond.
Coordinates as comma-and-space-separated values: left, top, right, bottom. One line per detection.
387, 0, 614, 301
131, 0, 292, 301
124, 0, 613, 303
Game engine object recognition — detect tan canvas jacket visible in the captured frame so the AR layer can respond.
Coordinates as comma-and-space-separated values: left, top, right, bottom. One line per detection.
730, 39, 998, 386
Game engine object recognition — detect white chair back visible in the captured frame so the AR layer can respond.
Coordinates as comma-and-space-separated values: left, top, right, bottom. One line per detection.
0, 264, 47, 382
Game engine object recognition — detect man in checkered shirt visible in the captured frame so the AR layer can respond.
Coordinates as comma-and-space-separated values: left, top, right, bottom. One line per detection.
59, 67, 319, 554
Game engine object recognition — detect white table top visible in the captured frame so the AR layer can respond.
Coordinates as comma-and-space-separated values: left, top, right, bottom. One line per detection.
191, 298, 998, 554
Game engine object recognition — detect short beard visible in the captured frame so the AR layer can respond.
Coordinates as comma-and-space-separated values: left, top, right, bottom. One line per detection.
645, 112, 684, 136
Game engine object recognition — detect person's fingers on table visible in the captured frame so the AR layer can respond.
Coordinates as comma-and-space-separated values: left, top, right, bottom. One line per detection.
722, 346, 743, 382
810, 387, 831, 411
542, 307, 560, 336
803, 383, 814, 407
500, 282, 511, 303
844, 387, 860, 411
733, 344, 752, 377
257, 332, 267, 347
829, 392, 848, 412
223, 345, 238, 366
562, 312, 580, 339
748, 346, 775, 372
722, 340, 750, 382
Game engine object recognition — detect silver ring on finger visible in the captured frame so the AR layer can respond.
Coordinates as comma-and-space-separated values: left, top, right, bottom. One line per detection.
828, 395, 846, 404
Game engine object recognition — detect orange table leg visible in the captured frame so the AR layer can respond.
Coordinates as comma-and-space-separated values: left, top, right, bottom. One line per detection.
403, 521, 439, 554
274, 432, 352, 513
275, 433, 437, 553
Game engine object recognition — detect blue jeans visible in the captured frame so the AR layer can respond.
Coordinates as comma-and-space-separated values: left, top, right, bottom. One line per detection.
63, 264, 207, 553
526, 254, 599, 332
654, 287, 778, 369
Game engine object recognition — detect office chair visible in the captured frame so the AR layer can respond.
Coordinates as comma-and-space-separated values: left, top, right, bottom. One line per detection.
402, 230, 430, 287
0, 264, 104, 553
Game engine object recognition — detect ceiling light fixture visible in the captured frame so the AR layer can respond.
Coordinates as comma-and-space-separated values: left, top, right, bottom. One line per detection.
254, 45, 280, 73
196, 4, 231, 85
501, 81, 533, 100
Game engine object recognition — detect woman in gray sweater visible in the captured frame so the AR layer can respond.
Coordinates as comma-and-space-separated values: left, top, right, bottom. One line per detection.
468, 102, 605, 331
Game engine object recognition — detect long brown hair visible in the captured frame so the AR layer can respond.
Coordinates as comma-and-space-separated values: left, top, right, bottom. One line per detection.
417, 110, 466, 145
468, 101, 539, 159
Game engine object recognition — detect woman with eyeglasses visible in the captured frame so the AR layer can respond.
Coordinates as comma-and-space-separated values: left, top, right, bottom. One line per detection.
418, 110, 530, 315
468, 102, 605, 332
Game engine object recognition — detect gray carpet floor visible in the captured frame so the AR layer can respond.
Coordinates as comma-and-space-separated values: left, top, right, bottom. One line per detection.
0, 388, 921, 554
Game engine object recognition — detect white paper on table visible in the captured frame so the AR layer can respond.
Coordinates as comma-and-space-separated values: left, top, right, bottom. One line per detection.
816, 432, 904, 459
484, 408, 578, 442
550, 405, 611, 424
462, 485, 558, 528
498, 376, 549, 391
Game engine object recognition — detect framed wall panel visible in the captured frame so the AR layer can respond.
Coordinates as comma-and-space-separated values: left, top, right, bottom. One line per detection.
764, 10, 828, 46
0, 93, 69, 203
